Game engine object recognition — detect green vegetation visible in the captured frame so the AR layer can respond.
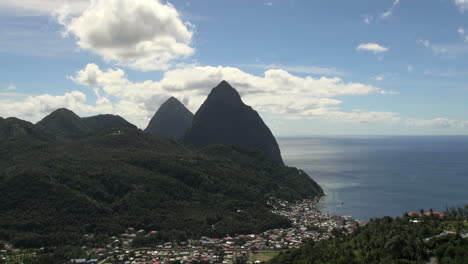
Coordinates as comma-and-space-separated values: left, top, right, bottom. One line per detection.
248, 251, 279, 263
0, 121, 323, 249
269, 210, 468, 264
35, 109, 136, 140
3, 247, 87, 264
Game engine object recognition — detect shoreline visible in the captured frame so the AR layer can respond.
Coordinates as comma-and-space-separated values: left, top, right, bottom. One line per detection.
1, 197, 366, 264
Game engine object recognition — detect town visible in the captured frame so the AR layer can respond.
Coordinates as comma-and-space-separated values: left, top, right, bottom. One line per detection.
67, 199, 365, 264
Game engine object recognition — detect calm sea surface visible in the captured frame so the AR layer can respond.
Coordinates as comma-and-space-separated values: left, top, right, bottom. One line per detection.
278, 136, 468, 221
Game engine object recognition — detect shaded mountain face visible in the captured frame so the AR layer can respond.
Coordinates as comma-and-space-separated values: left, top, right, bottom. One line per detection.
145, 97, 194, 140
0, 118, 52, 164
36, 108, 91, 139
82, 114, 137, 133
0, 117, 51, 143
184, 81, 284, 164
37, 109, 136, 139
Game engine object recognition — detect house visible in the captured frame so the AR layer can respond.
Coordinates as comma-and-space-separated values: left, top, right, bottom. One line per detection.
70, 259, 86, 263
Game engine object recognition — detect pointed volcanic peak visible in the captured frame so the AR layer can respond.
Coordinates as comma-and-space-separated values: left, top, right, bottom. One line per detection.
36, 108, 92, 139
184, 80, 284, 164
145, 97, 194, 140
82, 114, 136, 133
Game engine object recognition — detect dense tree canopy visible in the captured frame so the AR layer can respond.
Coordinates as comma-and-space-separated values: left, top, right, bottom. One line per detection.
269, 211, 468, 264
0, 123, 323, 248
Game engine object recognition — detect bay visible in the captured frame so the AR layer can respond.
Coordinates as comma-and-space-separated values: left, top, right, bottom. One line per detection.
278, 136, 468, 221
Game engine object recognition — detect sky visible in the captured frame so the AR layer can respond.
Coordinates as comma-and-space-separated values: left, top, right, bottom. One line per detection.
0, 0, 468, 136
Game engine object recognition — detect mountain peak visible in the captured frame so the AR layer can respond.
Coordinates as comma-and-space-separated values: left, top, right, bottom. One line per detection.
160, 96, 187, 110
217, 80, 232, 88
37, 109, 137, 139
184, 82, 284, 164
36, 108, 91, 139
48, 108, 80, 118
145, 97, 194, 140
165, 96, 180, 103
206, 80, 243, 106
82, 114, 136, 133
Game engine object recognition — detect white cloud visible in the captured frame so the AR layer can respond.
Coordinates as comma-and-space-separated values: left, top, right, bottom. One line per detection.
418, 39, 448, 55
406, 118, 468, 128
6, 84, 17, 91
363, 15, 373, 24
418, 39, 468, 57
0, 91, 112, 121
458, 27, 468, 42
363, 0, 400, 24
264, 2, 273, 7
407, 64, 414, 73
372, 73, 399, 82
65, 64, 399, 127
379, 90, 400, 95
381, 0, 401, 19
455, 0, 468, 13
69, 63, 130, 95
0, 0, 89, 16
356, 43, 389, 54
57, 0, 195, 71
240, 64, 348, 76
6, 64, 467, 131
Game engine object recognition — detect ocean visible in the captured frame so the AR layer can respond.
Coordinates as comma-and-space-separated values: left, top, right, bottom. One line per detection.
278, 136, 468, 221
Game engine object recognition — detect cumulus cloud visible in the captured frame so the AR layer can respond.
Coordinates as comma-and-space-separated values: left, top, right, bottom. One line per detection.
5, 64, 467, 131
455, 0, 468, 13
357, 43, 389, 54
65, 64, 400, 127
57, 0, 195, 71
0, 91, 112, 122
70, 63, 130, 95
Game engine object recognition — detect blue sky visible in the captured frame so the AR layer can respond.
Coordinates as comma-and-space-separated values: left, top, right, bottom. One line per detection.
0, 0, 468, 135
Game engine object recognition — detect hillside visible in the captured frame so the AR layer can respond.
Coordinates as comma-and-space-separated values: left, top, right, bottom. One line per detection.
145, 97, 194, 140
0, 117, 51, 143
0, 121, 322, 248
184, 81, 284, 164
0, 117, 52, 166
36, 109, 136, 139
82, 114, 137, 133
269, 210, 468, 264
36, 108, 91, 139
